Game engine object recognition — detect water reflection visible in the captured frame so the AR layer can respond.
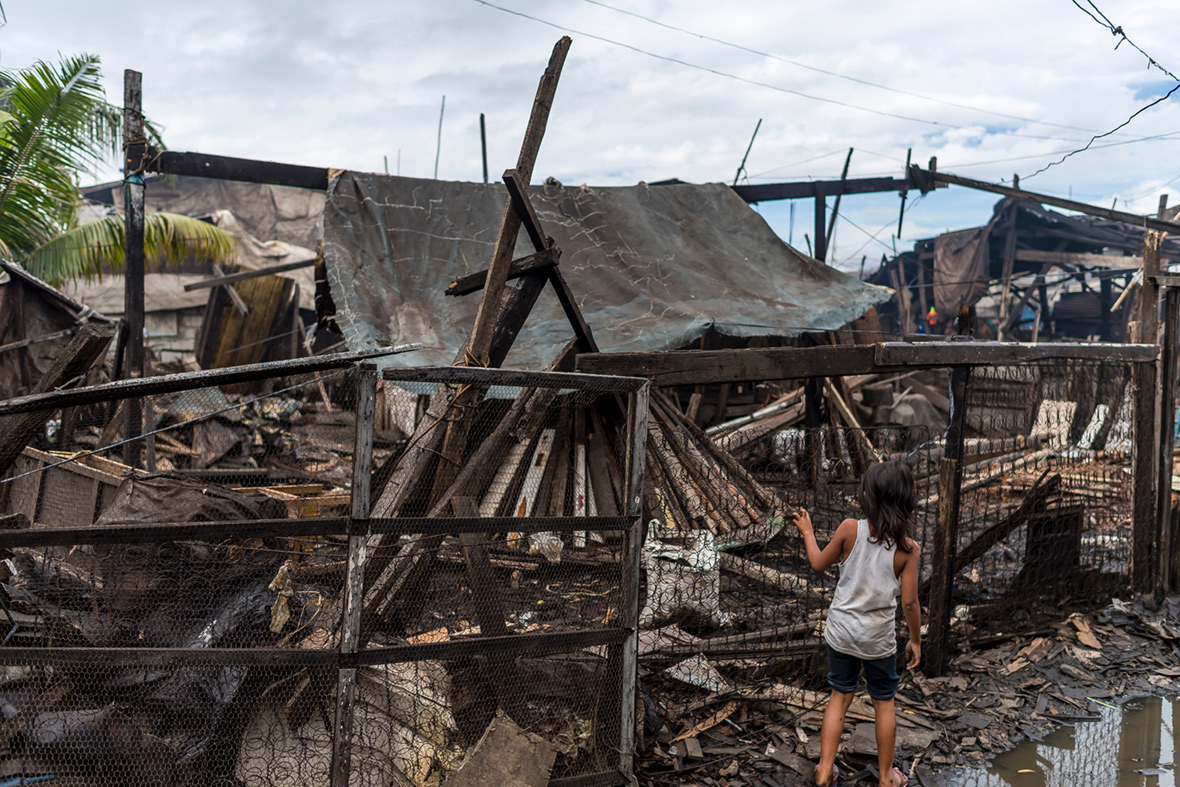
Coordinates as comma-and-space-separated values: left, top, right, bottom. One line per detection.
951, 696, 1176, 787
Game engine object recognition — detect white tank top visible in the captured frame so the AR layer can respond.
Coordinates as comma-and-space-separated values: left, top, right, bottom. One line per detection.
824, 519, 900, 660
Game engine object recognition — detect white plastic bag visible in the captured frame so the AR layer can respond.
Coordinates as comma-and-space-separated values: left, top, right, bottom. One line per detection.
639, 527, 729, 628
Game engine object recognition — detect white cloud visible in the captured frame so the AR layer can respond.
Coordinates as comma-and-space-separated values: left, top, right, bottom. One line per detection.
5, 0, 1180, 271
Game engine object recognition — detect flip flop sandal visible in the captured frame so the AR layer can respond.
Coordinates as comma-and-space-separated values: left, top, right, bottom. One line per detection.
893, 767, 909, 787
814, 764, 839, 786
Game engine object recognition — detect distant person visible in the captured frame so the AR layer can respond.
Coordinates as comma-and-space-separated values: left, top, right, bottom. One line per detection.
793, 461, 922, 787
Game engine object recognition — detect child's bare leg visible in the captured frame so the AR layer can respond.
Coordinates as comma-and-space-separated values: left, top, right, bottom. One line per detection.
817, 689, 854, 785
871, 697, 897, 786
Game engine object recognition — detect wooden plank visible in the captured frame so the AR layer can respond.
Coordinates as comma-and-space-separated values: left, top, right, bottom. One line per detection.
184, 258, 317, 291
123, 69, 146, 468
0, 518, 350, 548
925, 457, 957, 678
617, 383, 648, 777
0, 646, 336, 667
150, 149, 329, 190
1016, 249, 1150, 270
468, 37, 571, 366
547, 267, 599, 353
353, 627, 627, 666
873, 341, 1158, 367
576, 345, 879, 386
1132, 337, 1159, 591
1158, 287, 1180, 595
453, 496, 521, 717
731, 176, 917, 203
925, 168, 1180, 235
445, 247, 560, 297
503, 168, 548, 251
0, 347, 417, 417
489, 273, 550, 368
382, 365, 644, 392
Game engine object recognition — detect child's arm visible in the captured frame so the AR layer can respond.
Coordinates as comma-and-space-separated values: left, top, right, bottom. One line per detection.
900, 539, 922, 669
792, 510, 856, 574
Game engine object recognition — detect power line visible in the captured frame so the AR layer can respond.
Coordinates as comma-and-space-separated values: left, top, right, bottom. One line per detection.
1022, 1, 1180, 180
581, 0, 1111, 137
472, 0, 1091, 144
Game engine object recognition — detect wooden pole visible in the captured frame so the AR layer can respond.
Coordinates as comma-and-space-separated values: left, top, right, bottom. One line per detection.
1133, 232, 1164, 591
480, 112, 489, 184
618, 383, 649, 776
813, 195, 827, 263
330, 364, 376, 787
122, 70, 146, 467
925, 319, 972, 676
825, 148, 853, 251
467, 38, 570, 366
1158, 286, 1179, 595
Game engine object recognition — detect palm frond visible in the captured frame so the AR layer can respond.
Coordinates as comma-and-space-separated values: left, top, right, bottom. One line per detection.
0, 55, 103, 258
25, 212, 235, 286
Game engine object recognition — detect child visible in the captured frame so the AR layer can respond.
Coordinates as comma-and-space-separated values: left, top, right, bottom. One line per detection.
793, 461, 922, 787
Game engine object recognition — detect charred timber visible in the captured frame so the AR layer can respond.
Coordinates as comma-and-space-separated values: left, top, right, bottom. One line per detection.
0, 346, 419, 417
575, 342, 1157, 386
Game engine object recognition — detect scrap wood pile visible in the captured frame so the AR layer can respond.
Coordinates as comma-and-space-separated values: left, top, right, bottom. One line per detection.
704, 371, 946, 482
635, 597, 1180, 784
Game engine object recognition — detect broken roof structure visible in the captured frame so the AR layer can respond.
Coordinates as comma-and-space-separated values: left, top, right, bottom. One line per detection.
871, 197, 1180, 340
321, 173, 891, 369
0, 260, 117, 400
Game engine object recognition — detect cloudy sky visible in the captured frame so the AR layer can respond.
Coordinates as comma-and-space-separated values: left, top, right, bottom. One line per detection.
6, 0, 1180, 272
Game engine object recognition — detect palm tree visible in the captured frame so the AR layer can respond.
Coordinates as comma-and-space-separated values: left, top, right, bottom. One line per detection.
0, 53, 233, 286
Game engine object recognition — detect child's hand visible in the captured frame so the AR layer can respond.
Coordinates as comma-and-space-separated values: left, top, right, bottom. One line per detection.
792, 509, 813, 536
905, 639, 921, 670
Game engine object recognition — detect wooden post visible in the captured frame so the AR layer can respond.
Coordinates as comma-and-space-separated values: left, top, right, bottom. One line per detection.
468, 38, 570, 366
926, 355, 971, 676
1100, 275, 1113, 342
1133, 232, 1164, 591
997, 212, 1018, 341
480, 112, 489, 184
1158, 287, 1179, 595
331, 365, 376, 787
813, 195, 827, 263
618, 382, 649, 777
122, 70, 146, 467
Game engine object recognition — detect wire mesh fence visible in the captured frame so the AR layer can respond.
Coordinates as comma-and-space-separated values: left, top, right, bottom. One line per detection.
0, 363, 649, 787
954, 359, 1135, 617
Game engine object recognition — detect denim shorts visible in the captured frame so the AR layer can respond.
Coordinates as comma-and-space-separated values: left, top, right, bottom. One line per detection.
826, 644, 899, 701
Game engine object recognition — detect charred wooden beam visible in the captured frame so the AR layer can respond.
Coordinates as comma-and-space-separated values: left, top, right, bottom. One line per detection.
0, 346, 418, 417
445, 247, 560, 297
143, 149, 330, 190
184, 258, 317, 291
575, 341, 1157, 386
917, 166, 1180, 235
731, 176, 925, 203
503, 168, 548, 251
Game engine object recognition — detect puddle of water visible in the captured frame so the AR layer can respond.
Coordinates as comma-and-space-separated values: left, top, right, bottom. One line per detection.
951, 696, 1177, 787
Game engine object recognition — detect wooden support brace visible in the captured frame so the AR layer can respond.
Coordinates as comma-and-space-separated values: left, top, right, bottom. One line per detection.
445, 246, 560, 297
503, 168, 548, 252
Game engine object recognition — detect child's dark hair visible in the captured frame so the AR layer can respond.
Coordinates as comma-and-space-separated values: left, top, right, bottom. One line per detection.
858, 461, 916, 552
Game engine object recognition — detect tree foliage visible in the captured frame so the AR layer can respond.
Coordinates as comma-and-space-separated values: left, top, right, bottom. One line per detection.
0, 53, 233, 285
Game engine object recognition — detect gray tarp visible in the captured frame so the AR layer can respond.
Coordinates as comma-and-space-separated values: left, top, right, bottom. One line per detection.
322, 173, 890, 368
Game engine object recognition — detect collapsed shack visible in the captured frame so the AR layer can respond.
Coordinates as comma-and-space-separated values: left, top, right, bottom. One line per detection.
871, 196, 1180, 341
0, 260, 118, 402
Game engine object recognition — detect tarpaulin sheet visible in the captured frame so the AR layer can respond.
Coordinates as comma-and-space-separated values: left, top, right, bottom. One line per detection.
322, 173, 890, 369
